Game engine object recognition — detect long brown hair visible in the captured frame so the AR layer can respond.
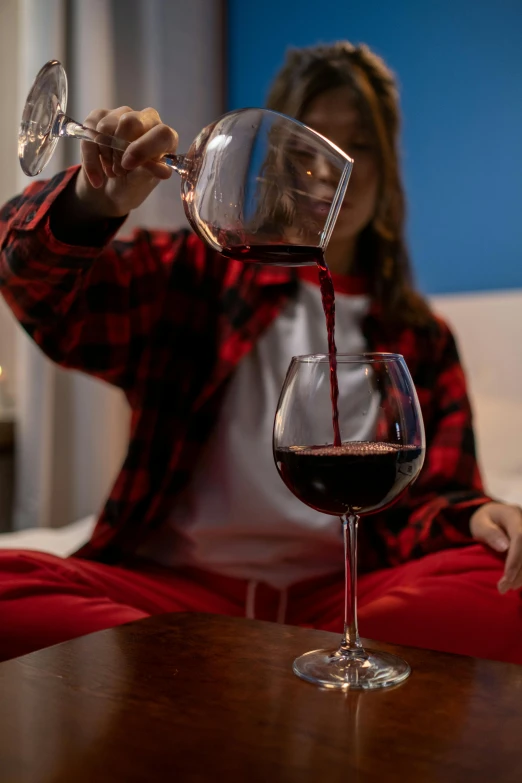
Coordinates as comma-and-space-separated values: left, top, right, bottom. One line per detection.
266, 41, 432, 328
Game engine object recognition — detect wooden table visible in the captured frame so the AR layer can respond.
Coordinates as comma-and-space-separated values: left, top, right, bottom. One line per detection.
0, 613, 521, 782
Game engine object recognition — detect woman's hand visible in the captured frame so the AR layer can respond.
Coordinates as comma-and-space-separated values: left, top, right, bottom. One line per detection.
76, 106, 178, 219
470, 502, 522, 593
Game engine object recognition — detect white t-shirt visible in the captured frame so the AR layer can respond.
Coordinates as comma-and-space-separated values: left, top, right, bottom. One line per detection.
139, 273, 371, 588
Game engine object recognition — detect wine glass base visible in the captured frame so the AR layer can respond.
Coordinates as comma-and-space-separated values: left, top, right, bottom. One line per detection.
293, 647, 411, 690
19, 60, 68, 177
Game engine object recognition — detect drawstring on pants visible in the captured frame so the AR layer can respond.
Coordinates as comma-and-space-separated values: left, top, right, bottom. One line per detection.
245, 580, 288, 624
245, 580, 258, 619
276, 587, 287, 624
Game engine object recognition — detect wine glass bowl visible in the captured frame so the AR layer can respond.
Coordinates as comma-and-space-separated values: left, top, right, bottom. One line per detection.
181, 108, 353, 258
18, 60, 353, 260
273, 353, 425, 689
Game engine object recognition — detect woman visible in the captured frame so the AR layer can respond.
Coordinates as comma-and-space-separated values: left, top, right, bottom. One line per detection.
0, 42, 521, 663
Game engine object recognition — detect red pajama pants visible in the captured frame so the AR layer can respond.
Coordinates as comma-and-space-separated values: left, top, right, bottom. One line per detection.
1, 543, 521, 664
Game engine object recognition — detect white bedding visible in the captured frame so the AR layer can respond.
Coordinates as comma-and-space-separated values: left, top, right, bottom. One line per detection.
0, 515, 95, 556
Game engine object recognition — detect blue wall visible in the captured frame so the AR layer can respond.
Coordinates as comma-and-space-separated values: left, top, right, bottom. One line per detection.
227, 1, 522, 295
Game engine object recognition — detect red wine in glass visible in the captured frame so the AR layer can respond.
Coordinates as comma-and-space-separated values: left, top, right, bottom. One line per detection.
222, 244, 341, 445
274, 442, 424, 515
273, 354, 426, 689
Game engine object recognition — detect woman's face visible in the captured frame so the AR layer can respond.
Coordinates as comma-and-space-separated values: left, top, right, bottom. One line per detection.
301, 86, 380, 245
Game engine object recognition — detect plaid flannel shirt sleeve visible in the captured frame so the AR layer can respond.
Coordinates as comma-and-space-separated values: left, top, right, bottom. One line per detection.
374, 320, 493, 566
0, 166, 214, 394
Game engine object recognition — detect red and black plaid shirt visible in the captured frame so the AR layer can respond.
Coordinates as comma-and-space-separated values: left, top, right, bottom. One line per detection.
0, 167, 492, 572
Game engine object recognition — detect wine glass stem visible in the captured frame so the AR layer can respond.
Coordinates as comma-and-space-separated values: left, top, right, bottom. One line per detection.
53, 113, 188, 176
341, 513, 363, 654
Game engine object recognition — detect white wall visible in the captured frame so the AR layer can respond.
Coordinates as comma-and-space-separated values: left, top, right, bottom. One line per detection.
0, 0, 21, 402
432, 290, 522, 506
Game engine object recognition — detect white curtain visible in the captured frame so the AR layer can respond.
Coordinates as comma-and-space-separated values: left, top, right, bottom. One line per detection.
0, 0, 224, 529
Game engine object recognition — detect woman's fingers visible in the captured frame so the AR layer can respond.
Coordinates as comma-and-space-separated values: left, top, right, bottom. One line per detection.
81, 108, 112, 188
497, 508, 522, 592
470, 502, 522, 594
121, 118, 178, 179
81, 106, 177, 186
94, 106, 136, 177
472, 513, 510, 553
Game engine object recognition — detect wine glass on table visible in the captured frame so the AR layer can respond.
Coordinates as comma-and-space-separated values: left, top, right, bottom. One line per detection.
18, 60, 353, 262
273, 353, 425, 690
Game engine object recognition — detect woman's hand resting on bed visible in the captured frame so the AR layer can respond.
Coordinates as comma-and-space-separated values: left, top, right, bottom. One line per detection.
470, 502, 522, 593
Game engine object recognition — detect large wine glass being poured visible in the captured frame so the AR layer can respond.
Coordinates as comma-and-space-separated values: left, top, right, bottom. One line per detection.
18, 60, 353, 261
273, 354, 426, 690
